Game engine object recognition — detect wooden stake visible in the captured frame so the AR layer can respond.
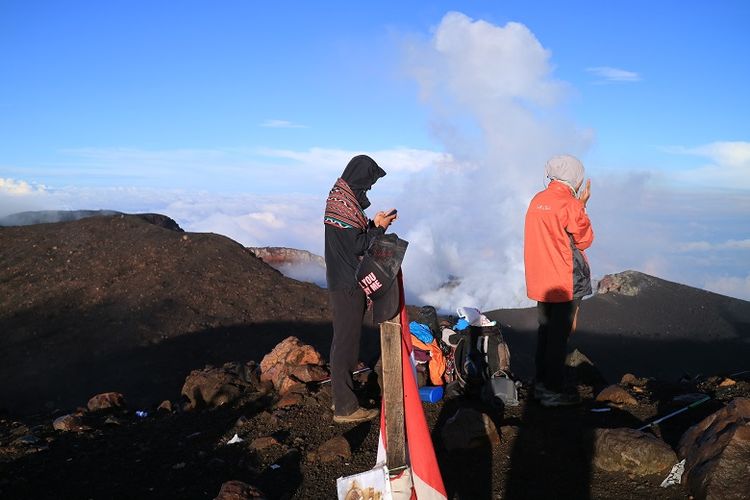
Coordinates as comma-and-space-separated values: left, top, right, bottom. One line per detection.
380, 316, 406, 470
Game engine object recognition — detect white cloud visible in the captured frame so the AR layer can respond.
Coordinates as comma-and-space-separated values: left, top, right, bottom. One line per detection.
678, 239, 750, 252
586, 66, 642, 83
259, 119, 308, 129
665, 141, 750, 189
703, 274, 750, 301
0, 177, 46, 196
0, 177, 50, 217
394, 11, 591, 310
257, 146, 451, 174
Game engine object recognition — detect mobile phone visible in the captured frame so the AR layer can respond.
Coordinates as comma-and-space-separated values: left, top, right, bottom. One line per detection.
387, 209, 398, 217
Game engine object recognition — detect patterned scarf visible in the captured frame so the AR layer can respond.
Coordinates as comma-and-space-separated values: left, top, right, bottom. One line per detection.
323, 178, 368, 230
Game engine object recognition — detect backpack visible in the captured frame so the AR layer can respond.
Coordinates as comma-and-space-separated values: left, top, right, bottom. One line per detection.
451, 324, 512, 393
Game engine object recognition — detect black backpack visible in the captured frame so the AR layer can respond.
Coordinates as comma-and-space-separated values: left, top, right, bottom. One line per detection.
451, 325, 511, 391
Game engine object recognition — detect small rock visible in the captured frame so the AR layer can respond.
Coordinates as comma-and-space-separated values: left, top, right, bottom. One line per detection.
275, 393, 303, 409
235, 416, 249, 427
315, 436, 351, 463
104, 416, 122, 426
214, 480, 267, 500
719, 378, 737, 387
621, 373, 638, 385
87, 392, 126, 412
596, 385, 637, 406
441, 407, 500, 450
13, 435, 41, 446
52, 414, 88, 432
250, 436, 280, 451
157, 400, 173, 413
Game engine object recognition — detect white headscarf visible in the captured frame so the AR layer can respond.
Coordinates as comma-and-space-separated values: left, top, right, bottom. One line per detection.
544, 154, 585, 194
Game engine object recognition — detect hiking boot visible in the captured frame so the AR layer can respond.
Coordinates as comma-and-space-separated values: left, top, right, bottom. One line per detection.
540, 391, 581, 407
333, 407, 379, 424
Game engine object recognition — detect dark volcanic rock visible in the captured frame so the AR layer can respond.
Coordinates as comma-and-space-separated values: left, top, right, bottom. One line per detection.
181, 364, 257, 410
0, 215, 331, 415
678, 398, 750, 500
592, 428, 677, 475
214, 480, 267, 500
597, 270, 657, 296
595, 385, 637, 406
440, 407, 500, 451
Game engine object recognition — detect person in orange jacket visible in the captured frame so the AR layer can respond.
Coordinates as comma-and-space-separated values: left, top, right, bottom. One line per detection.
524, 154, 593, 407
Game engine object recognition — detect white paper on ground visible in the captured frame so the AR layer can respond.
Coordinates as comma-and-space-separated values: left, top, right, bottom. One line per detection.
660, 459, 686, 488
227, 433, 244, 444
337, 465, 392, 500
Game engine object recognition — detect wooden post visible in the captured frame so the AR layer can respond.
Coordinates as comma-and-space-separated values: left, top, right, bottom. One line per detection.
380, 316, 406, 470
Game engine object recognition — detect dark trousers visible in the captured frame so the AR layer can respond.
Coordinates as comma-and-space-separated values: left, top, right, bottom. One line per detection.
329, 287, 367, 416
535, 300, 579, 392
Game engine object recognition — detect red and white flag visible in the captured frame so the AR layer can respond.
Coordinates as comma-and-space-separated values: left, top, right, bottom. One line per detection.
376, 272, 447, 500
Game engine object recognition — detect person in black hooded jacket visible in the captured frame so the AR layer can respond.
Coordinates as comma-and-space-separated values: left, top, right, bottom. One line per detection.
323, 155, 397, 424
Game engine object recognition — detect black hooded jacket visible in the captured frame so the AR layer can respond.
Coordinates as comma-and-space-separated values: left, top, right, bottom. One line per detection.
325, 155, 387, 291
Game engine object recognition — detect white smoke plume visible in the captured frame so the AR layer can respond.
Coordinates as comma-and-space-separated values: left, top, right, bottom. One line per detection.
394, 12, 593, 311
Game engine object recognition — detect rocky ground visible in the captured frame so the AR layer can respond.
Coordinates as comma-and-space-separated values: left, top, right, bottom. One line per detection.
1, 346, 749, 499
1, 213, 749, 499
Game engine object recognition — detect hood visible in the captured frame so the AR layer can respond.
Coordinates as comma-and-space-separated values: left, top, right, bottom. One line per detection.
341, 155, 386, 209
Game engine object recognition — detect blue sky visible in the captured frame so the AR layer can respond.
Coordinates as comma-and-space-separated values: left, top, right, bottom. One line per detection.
1, 1, 749, 306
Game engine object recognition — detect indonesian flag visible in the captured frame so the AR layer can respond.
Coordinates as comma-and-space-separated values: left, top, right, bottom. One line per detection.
376, 272, 448, 500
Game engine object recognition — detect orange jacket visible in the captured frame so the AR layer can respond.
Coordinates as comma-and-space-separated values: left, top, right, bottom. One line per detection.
411, 336, 446, 386
524, 181, 594, 302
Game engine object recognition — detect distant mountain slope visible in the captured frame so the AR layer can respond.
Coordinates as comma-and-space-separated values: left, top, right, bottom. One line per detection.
489, 270, 750, 382
0, 215, 331, 414
0, 209, 184, 231
248, 246, 327, 287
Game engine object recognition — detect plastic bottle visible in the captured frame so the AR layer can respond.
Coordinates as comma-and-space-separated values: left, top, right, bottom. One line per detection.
418, 385, 444, 403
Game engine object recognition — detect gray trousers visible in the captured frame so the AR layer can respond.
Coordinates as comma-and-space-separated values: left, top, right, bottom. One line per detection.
329, 287, 367, 416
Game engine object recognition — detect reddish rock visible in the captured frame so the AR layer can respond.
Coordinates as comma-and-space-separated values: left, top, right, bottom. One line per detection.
678, 398, 750, 500
278, 378, 306, 396
259, 336, 325, 391
249, 436, 280, 451
719, 378, 737, 387
275, 393, 303, 409
87, 392, 126, 412
214, 480, 267, 500
593, 428, 676, 475
596, 385, 638, 406
289, 364, 329, 383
